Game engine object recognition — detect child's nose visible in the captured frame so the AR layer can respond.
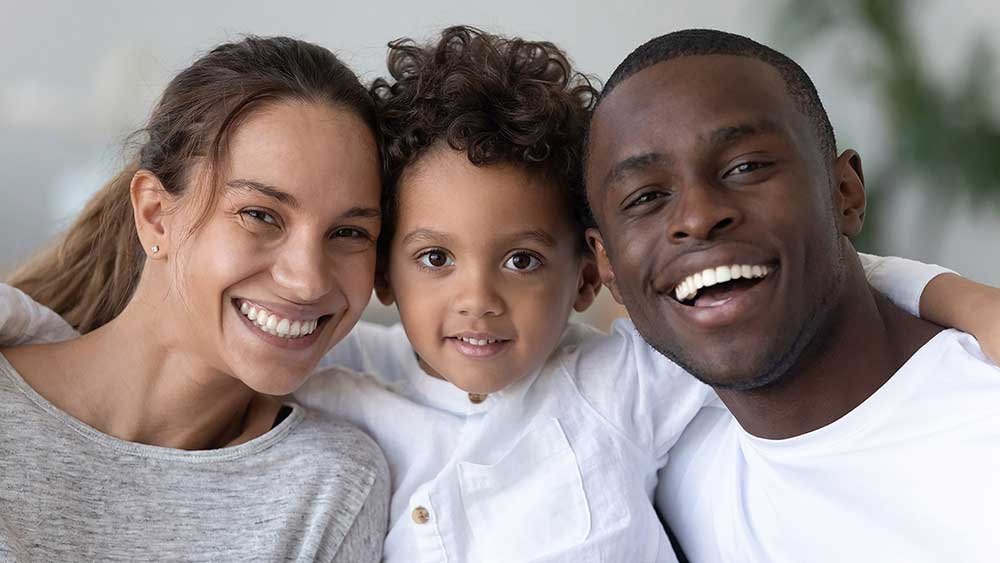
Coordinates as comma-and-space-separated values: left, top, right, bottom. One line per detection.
454, 271, 505, 318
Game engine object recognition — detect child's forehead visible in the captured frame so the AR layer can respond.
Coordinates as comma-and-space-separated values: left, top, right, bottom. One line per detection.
396, 149, 574, 239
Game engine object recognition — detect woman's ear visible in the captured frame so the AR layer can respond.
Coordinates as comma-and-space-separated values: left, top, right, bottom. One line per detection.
130, 170, 171, 259
586, 228, 624, 305
833, 150, 866, 238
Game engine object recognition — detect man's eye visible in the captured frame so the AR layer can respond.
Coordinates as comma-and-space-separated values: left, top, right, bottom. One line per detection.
503, 252, 542, 272
725, 161, 771, 177
624, 191, 666, 210
418, 250, 454, 269
242, 209, 278, 225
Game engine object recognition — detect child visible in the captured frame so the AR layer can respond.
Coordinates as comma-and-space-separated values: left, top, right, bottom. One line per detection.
2, 26, 995, 563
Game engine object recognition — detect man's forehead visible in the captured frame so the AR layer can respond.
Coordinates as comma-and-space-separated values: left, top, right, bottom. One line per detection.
587, 55, 797, 175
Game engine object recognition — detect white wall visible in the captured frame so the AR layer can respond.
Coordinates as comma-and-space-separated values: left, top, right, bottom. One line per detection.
2, 0, 998, 322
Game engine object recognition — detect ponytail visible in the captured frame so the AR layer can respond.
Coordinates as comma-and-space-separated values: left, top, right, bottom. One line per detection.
8, 162, 145, 333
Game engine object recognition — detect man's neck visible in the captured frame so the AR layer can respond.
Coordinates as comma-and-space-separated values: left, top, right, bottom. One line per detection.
715, 257, 943, 440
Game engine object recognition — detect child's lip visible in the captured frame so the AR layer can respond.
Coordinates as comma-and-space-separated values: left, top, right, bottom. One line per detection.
447, 331, 512, 341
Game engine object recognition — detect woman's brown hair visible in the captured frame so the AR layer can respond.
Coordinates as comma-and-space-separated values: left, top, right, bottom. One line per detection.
8, 36, 377, 333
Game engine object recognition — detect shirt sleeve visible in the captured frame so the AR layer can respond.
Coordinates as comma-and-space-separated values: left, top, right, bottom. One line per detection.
0, 284, 79, 346
860, 253, 955, 318
556, 320, 715, 467
315, 320, 412, 380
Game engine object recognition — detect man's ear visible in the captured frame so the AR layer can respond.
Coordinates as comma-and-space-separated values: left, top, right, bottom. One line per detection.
130, 170, 170, 259
374, 264, 395, 306
572, 254, 603, 313
833, 149, 866, 238
586, 228, 623, 305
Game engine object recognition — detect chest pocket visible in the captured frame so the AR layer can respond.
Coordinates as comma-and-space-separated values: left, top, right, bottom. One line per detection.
458, 417, 590, 562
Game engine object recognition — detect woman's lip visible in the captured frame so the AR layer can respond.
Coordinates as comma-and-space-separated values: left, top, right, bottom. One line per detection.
232, 300, 327, 351
232, 297, 332, 323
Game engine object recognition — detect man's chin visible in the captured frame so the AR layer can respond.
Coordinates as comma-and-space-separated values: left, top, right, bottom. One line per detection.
664, 344, 792, 392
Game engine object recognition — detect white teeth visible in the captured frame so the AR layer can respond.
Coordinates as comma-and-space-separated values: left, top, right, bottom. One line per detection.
703, 268, 717, 286
716, 266, 732, 284
276, 318, 290, 337
236, 300, 321, 339
458, 337, 499, 346
673, 264, 772, 303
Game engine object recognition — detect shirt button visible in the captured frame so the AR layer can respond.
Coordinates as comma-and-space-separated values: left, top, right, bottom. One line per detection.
412, 506, 430, 524
468, 393, 488, 404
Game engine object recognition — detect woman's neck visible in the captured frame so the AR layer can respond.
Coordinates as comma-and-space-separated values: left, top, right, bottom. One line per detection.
7, 296, 281, 451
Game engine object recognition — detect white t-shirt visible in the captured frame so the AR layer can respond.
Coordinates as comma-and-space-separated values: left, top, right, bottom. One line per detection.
655, 330, 1000, 563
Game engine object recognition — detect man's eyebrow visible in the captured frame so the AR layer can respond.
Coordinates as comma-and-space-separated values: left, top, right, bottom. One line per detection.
602, 152, 671, 195
226, 179, 299, 209
706, 118, 784, 146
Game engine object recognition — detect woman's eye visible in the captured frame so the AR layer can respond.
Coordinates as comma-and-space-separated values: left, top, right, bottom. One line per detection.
503, 252, 542, 272
418, 250, 454, 269
242, 209, 278, 225
332, 227, 368, 239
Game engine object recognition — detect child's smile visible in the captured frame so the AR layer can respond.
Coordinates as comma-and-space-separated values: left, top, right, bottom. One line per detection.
382, 146, 597, 394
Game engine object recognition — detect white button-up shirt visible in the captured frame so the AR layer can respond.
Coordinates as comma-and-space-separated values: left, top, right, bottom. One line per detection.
298, 319, 714, 563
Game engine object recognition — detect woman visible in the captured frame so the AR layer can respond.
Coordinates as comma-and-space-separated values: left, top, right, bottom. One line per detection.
0, 36, 388, 561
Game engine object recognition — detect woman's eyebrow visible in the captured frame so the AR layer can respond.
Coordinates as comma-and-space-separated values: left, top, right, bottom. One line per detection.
226, 179, 299, 209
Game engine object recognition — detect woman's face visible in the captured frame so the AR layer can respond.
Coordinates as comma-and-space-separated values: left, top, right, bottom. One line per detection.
163, 100, 381, 395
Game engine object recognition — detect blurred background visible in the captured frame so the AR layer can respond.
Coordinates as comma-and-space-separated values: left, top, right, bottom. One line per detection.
3, 0, 998, 329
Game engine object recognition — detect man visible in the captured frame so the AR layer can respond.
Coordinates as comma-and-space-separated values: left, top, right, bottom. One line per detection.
584, 29, 1000, 562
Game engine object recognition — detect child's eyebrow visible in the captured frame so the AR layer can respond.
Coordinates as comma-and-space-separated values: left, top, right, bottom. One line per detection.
499, 229, 558, 248
400, 228, 453, 246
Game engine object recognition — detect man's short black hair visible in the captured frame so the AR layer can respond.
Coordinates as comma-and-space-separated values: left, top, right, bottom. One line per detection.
578, 29, 839, 228
599, 29, 836, 156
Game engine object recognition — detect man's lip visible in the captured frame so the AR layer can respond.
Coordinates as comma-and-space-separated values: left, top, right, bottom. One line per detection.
653, 245, 778, 293
667, 265, 779, 330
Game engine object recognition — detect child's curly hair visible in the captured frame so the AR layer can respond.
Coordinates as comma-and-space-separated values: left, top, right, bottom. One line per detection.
371, 25, 598, 257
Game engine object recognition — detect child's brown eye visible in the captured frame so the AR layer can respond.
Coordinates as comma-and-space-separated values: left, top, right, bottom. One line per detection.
503, 252, 542, 272
418, 249, 454, 269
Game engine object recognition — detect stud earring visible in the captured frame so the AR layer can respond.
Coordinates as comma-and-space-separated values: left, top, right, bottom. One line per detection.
151, 245, 160, 254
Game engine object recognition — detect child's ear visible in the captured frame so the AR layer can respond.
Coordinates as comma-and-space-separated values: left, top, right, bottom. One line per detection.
833, 149, 866, 238
374, 266, 395, 306
586, 228, 623, 305
130, 170, 171, 259
572, 254, 603, 313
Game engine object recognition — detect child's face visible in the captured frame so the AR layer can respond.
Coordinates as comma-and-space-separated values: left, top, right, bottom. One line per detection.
382, 148, 596, 394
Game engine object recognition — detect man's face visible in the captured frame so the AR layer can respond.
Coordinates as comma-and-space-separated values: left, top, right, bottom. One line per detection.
585, 55, 859, 390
